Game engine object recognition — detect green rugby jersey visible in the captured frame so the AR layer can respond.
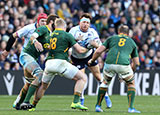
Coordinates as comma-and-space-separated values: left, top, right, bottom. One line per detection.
47, 28, 76, 61
103, 33, 138, 65
23, 25, 51, 60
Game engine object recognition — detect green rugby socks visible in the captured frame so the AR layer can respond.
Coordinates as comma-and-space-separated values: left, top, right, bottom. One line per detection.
23, 84, 38, 103
127, 87, 136, 109
96, 87, 107, 106
17, 88, 27, 104
73, 92, 81, 103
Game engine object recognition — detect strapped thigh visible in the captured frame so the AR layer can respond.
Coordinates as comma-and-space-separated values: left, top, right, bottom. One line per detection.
123, 75, 134, 85
25, 61, 43, 83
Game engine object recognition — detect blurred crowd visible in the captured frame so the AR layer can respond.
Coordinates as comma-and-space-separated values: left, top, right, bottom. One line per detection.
0, 0, 160, 70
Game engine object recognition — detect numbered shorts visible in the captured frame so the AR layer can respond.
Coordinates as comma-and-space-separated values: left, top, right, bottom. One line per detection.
42, 59, 79, 83
103, 63, 133, 79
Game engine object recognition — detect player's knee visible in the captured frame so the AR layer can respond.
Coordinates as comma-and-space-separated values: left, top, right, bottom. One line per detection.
126, 81, 135, 87
42, 82, 48, 90
124, 76, 135, 86
23, 83, 30, 90
105, 76, 112, 85
32, 68, 43, 84
82, 74, 87, 83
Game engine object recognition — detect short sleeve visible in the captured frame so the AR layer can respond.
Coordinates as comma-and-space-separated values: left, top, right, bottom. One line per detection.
131, 46, 139, 58
102, 37, 111, 49
67, 33, 77, 47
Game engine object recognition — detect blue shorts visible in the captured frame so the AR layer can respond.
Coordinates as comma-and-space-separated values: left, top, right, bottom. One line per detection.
71, 51, 98, 70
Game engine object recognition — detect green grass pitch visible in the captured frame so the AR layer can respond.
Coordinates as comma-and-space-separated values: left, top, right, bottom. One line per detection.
0, 95, 160, 115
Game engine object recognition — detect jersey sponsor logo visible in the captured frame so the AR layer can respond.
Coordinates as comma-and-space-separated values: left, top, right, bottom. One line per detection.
3, 73, 15, 95
52, 32, 59, 36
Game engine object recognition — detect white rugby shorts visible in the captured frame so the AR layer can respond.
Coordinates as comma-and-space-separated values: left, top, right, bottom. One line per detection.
42, 59, 79, 83
103, 63, 133, 79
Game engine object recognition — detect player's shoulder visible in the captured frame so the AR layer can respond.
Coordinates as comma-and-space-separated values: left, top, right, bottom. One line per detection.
88, 27, 99, 36
108, 35, 117, 40
36, 25, 48, 32
57, 30, 72, 36
64, 32, 75, 41
65, 31, 73, 37
129, 37, 137, 46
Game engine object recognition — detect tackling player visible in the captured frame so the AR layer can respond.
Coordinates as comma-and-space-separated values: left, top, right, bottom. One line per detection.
1, 13, 48, 110
88, 25, 141, 113
17, 14, 59, 110
69, 13, 112, 108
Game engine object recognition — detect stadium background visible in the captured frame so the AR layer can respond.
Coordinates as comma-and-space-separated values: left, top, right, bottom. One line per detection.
0, 0, 160, 94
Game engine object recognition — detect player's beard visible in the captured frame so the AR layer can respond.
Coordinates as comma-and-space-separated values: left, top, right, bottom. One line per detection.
52, 23, 55, 31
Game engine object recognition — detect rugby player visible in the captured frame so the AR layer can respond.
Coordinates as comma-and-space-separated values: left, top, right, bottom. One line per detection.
69, 13, 112, 107
88, 25, 141, 113
18, 14, 58, 110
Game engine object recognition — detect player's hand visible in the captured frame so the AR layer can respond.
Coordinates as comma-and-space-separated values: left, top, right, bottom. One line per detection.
89, 40, 98, 48
88, 59, 94, 66
34, 41, 44, 52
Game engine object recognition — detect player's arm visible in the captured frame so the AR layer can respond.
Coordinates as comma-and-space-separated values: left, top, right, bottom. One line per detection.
30, 26, 46, 52
89, 40, 99, 48
30, 32, 44, 52
89, 29, 102, 49
68, 32, 88, 53
5, 32, 17, 51
1, 31, 21, 58
89, 45, 106, 64
131, 43, 140, 72
30, 26, 44, 44
89, 36, 109, 64
131, 57, 140, 72
30, 32, 40, 44
4, 25, 31, 53
73, 43, 88, 53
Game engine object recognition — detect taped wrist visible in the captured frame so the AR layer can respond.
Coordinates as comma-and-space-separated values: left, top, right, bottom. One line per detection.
32, 39, 38, 44
6, 35, 16, 51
